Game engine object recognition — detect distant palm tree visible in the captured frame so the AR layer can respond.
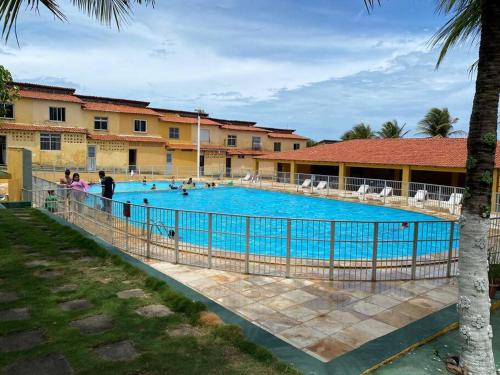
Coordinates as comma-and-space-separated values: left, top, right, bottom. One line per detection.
416, 108, 464, 137
377, 120, 410, 138
0, 0, 154, 41
341, 123, 376, 141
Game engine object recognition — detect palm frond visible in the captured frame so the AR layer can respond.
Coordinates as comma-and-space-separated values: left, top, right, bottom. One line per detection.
0, 0, 155, 42
430, 0, 481, 68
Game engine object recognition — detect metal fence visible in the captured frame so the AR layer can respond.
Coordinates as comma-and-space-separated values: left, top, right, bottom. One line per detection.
27, 175, 500, 281
238, 173, 467, 216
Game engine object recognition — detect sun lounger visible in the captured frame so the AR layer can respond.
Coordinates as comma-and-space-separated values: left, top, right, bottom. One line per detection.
313, 181, 327, 192
353, 184, 370, 200
443, 193, 463, 214
300, 179, 312, 190
242, 172, 252, 182
409, 190, 428, 206
378, 186, 393, 198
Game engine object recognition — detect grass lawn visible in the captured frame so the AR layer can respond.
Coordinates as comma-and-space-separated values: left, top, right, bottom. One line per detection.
0, 208, 300, 375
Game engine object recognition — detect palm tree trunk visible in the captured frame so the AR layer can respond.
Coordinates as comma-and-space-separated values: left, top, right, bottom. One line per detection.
458, 0, 500, 373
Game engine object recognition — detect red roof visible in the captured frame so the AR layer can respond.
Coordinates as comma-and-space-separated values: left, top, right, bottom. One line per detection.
221, 124, 268, 132
267, 132, 309, 140
88, 134, 165, 143
227, 149, 268, 156
0, 122, 87, 133
19, 89, 83, 104
159, 114, 221, 126
82, 102, 159, 116
257, 138, 500, 168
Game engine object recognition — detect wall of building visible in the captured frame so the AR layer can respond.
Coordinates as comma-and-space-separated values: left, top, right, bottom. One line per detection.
161, 122, 193, 143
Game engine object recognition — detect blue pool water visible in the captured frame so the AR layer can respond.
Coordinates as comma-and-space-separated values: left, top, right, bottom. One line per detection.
87, 182, 457, 259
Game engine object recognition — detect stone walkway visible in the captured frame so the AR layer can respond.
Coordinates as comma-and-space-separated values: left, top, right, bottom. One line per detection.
150, 260, 458, 362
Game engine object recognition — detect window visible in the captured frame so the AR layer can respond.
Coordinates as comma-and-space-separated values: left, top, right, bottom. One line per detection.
49, 107, 65, 122
237, 155, 245, 159
40, 133, 61, 150
293, 143, 301, 150
169, 127, 180, 139
252, 136, 261, 150
273, 142, 281, 152
134, 119, 147, 132
200, 129, 210, 142
94, 117, 108, 130
227, 135, 237, 147
0, 103, 14, 119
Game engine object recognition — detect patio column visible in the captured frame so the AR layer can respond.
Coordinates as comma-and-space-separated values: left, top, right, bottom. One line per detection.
338, 163, 346, 191
491, 168, 499, 213
402, 165, 410, 197
290, 161, 296, 184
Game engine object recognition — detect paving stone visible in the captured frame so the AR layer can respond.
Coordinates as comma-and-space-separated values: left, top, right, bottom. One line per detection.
2, 352, 73, 375
77, 256, 96, 262
0, 291, 20, 303
70, 314, 113, 335
135, 304, 173, 318
51, 285, 78, 293
25, 260, 50, 268
167, 324, 202, 337
94, 340, 139, 361
117, 289, 147, 299
59, 299, 94, 311
26, 253, 42, 257
34, 270, 63, 279
0, 329, 46, 352
0, 308, 30, 322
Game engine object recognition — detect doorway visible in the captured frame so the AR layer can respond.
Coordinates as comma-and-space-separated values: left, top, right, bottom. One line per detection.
129, 149, 137, 172
199, 154, 205, 176
225, 157, 231, 177
166, 152, 173, 175
0, 136, 6, 165
87, 145, 96, 171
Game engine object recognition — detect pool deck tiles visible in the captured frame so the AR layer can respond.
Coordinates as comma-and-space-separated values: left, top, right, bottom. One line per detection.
149, 259, 457, 363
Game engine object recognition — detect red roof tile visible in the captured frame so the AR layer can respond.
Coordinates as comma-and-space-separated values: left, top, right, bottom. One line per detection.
258, 138, 500, 168
221, 124, 268, 132
82, 102, 160, 116
19, 90, 83, 104
88, 134, 165, 143
159, 114, 222, 126
0, 122, 87, 133
267, 132, 309, 140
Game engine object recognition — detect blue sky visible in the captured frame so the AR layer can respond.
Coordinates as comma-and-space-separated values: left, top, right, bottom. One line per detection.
1, 0, 478, 140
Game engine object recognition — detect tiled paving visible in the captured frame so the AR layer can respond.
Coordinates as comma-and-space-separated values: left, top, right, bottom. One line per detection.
150, 260, 457, 362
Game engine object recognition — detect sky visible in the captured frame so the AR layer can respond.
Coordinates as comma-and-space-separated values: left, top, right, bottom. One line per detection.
0, 0, 479, 140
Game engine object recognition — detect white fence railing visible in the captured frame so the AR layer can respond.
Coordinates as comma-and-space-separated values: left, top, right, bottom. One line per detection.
26, 175, 500, 281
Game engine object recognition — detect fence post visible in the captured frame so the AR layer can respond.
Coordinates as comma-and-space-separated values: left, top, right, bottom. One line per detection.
245, 217, 250, 274
146, 206, 151, 259
329, 221, 335, 281
411, 222, 419, 280
371, 222, 378, 281
125, 216, 129, 253
207, 213, 213, 268
446, 222, 455, 277
383, 180, 387, 205
452, 187, 457, 215
286, 219, 291, 278
174, 210, 179, 264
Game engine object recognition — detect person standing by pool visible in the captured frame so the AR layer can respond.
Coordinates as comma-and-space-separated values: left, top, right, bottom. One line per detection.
59, 169, 71, 186
69, 173, 89, 213
44, 190, 58, 212
98, 170, 115, 213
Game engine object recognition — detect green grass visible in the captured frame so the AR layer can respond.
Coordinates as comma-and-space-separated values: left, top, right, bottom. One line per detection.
0, 209, 300, 375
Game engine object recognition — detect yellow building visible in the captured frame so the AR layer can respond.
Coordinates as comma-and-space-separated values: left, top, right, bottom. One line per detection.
0, 82, 308, 176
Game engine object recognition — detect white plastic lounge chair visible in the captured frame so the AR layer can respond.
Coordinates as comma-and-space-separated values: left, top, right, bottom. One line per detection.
354, 184, 370, 200
314, 181, 327, 192
443, 193, 463, 214
377, 186, 393, 199
242, 172, 252, 182
251, 174, 260, 183
409, 190, 428, 206
301, 179, 312, 189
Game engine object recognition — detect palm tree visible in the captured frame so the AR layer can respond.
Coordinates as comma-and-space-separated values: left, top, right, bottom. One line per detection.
416, 107, 464, 137
377, 120, 410, 138
341, 123, 376, 141
366, 1, 499, 373
0, 0, 154, 41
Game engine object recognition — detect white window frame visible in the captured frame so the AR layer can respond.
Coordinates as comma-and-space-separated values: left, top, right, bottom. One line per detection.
0, 103, 14, 119
227, 135, 237, 147
49, 107, 66, 122
40, 132, 61, 150
94, 116, 108, 131
134, 119, 147, 133
169, 127, 180, 139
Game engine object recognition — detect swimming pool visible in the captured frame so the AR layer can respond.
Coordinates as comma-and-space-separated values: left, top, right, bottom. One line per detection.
87, 182, 457, 260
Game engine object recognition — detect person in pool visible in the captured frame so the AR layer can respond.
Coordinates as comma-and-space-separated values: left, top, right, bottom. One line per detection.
187, 177, 193, 185
211, 182, 216, 187
401, 222, 409, 230
182, 189, 188, 196
143, 198, 149, 205
151, 184, 157, 190
142, 176, 147, 185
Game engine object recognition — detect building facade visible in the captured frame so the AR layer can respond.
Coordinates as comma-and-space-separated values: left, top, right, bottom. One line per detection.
0, 82, 308, 176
